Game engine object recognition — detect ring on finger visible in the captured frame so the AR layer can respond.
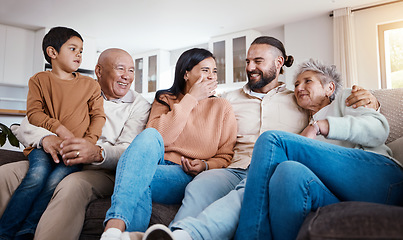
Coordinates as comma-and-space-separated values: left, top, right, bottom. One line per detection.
76, 151, 80, 158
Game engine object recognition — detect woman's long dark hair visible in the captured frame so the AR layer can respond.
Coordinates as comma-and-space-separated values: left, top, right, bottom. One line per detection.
155, 48, 215, 110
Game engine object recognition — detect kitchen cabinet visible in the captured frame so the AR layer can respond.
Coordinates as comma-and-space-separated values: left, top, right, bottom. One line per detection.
133, 50, 171, 101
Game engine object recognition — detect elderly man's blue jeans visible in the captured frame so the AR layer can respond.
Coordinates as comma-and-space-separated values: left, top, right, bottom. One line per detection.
235, 130, 403, 240
104, 128, 194, 232
0, 148, 81, 239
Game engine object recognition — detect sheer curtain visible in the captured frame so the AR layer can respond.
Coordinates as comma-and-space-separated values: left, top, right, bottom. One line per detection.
333, 7, 358, 88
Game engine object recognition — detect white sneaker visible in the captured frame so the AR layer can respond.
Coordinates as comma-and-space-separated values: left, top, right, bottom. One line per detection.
101, 228, 123, 240
171, 230, 192, 240
121, 231, 131, 240
142, 224, 175, 240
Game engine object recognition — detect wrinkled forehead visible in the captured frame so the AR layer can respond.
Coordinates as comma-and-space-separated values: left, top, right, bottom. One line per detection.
112, 52, 134, 65
294, 70, 323, 84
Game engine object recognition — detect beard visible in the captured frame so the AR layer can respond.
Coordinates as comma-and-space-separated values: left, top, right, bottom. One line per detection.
247, 65, 277, 91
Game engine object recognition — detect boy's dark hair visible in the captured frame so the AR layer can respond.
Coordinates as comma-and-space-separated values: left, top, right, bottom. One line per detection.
42, 26, 83, 64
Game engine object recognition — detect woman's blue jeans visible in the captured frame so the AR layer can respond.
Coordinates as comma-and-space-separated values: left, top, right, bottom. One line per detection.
104, 128, 194, 232
235, 130, 403, 240
0, 148, 81, 239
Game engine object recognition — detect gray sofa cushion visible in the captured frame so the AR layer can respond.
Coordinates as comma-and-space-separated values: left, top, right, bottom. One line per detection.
0, 149, 27, 164
388, 137, 403, 164
297, 201, 403, 240
80, 198, 179, 240
373, 88, 403, 144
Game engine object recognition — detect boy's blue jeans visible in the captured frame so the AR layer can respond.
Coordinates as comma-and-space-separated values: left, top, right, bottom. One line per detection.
0, 148, 81, 239
104, 128, 194, 232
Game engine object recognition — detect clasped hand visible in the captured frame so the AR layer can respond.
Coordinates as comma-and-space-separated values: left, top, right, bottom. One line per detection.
181, 156, 206, 176
42, 135, 100, 166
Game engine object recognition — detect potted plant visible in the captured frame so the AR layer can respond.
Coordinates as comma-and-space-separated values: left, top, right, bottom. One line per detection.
0, 123, 19, 147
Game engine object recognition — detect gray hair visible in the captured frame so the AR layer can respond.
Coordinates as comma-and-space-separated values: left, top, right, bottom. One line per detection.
294, 59, 342, 102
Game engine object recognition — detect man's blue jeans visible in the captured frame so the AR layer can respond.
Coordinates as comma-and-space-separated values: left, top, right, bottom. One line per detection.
171, 178, 246, 240
235, 130, 403, 240
104, 128, 194, 232
172, 168, 247, 224
0, 148, 81, 239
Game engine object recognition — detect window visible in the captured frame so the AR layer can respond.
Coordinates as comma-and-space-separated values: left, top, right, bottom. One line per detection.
213, 41, 225, 84
378, 21, 403, 89
233, 36, 247, 83
135, 58, 143, 93
148, 55, 157, 92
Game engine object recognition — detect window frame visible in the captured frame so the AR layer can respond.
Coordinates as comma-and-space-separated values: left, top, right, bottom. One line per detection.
377, 20, 403, 89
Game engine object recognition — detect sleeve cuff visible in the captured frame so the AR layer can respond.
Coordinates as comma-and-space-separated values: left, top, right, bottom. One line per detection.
92, 144, 107, 166
39, 134, 57, 148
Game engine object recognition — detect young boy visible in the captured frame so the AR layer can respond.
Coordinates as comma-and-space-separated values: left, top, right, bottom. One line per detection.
0, 26, 106, 240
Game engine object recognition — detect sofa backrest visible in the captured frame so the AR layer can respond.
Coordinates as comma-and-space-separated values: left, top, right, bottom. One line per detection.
372, 88, 403, 144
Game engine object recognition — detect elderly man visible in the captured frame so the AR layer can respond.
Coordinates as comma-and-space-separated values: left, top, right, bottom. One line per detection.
0, 48, 150, 240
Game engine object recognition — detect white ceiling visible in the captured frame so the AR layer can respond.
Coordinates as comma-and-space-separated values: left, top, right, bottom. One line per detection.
0, 0, 394, 54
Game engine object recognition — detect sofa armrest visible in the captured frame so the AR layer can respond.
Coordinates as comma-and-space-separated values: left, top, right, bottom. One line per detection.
297, 201, 403, 240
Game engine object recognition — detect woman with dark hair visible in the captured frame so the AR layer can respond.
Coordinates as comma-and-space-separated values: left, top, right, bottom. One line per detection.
101, 48, 237, 240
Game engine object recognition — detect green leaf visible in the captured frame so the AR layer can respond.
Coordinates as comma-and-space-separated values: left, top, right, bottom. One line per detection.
0, 123, 7, 134
8, 132, 20, 147
0, 132, 5, 147
0, 124, 7, 147
0, 123, 20, 148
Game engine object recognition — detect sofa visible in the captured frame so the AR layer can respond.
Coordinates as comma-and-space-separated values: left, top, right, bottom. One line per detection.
1, 87, 402, 240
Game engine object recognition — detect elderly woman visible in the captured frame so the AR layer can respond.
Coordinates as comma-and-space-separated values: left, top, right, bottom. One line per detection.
235, 59, 403, 240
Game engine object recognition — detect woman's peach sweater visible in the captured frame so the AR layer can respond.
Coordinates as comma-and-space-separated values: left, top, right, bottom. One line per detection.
146, 93, 237, 169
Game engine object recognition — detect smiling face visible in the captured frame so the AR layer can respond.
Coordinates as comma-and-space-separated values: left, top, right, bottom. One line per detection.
49, 36, 83, 73
96, 49, 135, 100
245, 44, 283, 93
294, 71, 335, 114
184, 57, 217, 93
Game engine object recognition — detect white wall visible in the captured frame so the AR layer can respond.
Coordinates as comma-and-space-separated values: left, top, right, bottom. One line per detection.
259, 26, 285, 43
284, 14, 333, 88
0, 24, 36, 86
354, 1, 403, 89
